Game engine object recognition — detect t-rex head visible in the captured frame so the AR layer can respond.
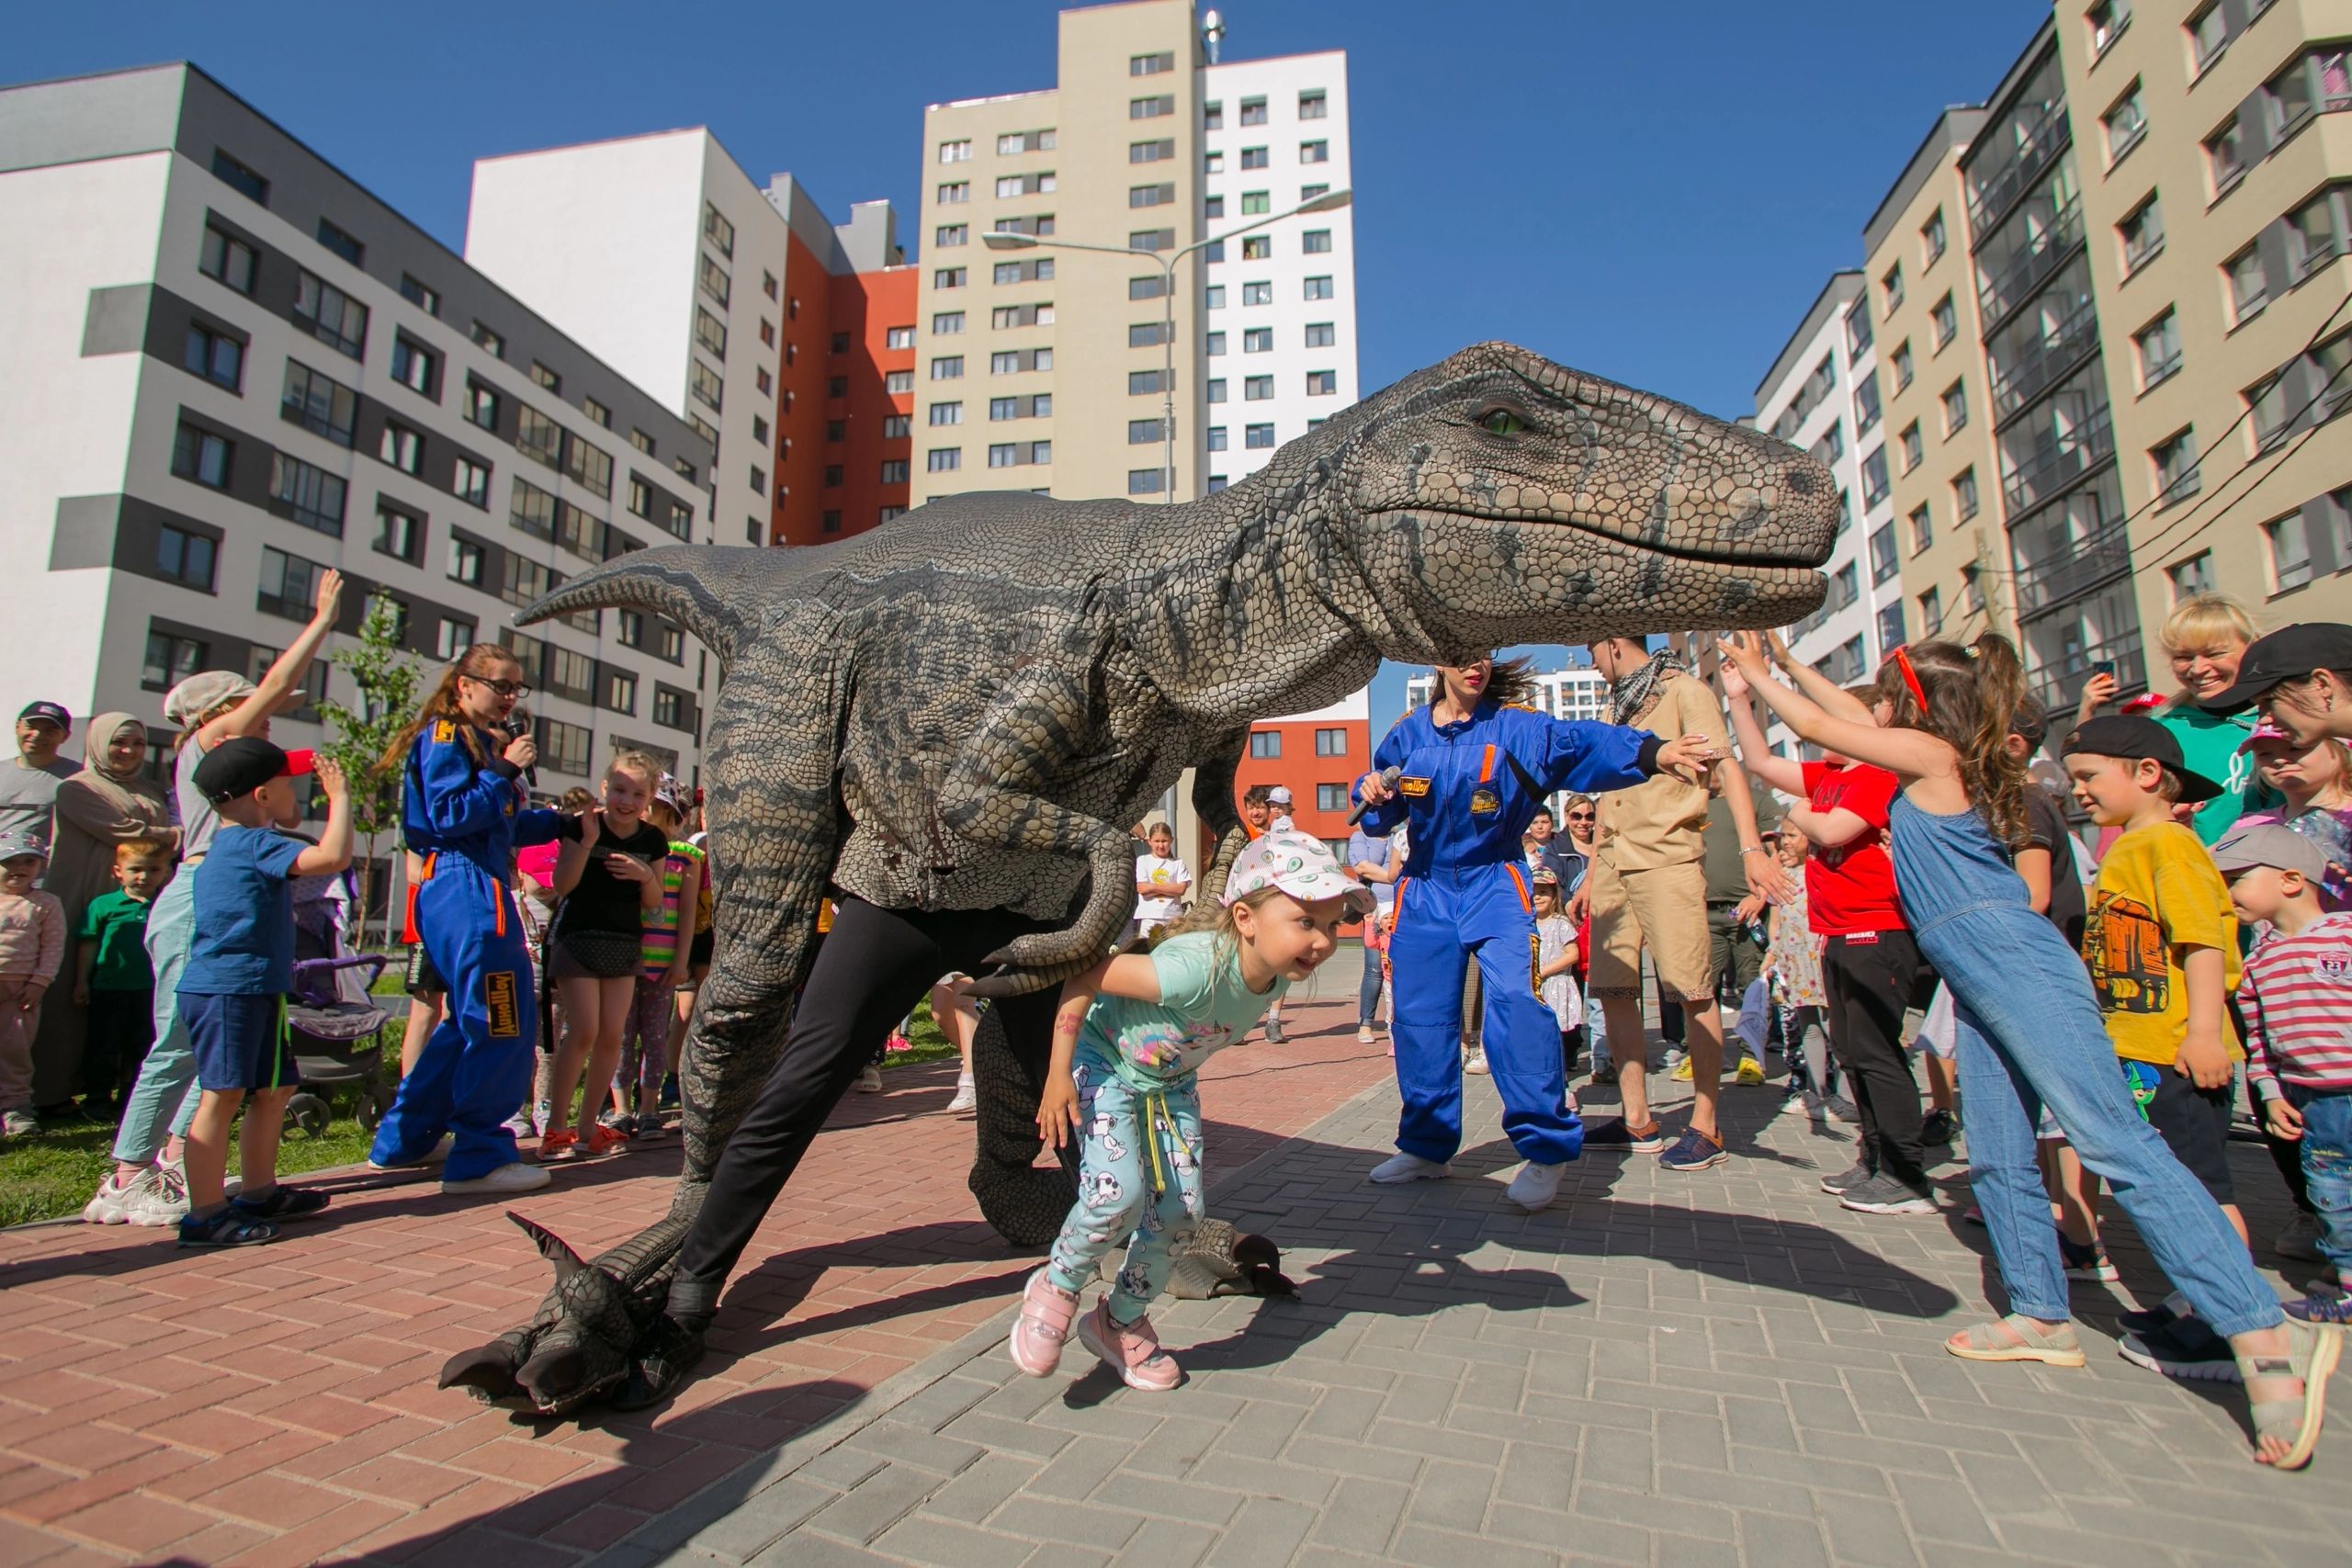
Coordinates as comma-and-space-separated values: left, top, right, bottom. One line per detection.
1296, 342, 1837, 664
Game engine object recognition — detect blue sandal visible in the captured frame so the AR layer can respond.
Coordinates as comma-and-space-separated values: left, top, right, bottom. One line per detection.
231, 1185, 330, 1221
178, 1209, 282, 1247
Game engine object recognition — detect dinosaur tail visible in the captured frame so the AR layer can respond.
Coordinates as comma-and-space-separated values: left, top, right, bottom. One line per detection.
515, 546, 808, 666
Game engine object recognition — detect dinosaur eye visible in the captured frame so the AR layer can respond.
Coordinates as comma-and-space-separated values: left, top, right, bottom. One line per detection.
1478, 410, 1527, 436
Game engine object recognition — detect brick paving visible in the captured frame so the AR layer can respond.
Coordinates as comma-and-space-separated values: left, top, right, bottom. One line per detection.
585, 1055, 2352, 1568
0, 995, 1392, 1566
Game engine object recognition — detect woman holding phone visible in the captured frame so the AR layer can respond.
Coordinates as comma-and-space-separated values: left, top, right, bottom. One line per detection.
2073, 593, 2264, 845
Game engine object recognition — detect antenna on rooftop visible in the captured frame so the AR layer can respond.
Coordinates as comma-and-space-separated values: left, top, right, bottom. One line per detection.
1202, 8, 1225, 63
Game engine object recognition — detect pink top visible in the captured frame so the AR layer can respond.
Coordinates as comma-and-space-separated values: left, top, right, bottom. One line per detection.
0, 890, 65, 981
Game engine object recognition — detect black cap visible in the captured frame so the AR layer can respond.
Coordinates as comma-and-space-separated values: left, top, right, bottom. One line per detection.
2202, 623, 2352, 714
190, 737, 314, 806
17, 701, 70, 733
2061, 715, 2222, 803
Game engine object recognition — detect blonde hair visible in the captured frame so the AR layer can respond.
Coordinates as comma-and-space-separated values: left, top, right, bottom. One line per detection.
2160, 592, 2257, 657
1150, 883, 1289, 966
607, 750, 663, 796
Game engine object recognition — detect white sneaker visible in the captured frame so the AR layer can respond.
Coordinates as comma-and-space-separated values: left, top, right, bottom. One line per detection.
83, 1168, 154, 1224
1368, 1151, 1452, 1184
129, 1161, 190, 1226
1463, 1049, 1490, 1076
856, 1066, 884, 1094
946, 1076, 978, 1114
441, 1161, 553, 1195
1505, 1160, 1567, 1212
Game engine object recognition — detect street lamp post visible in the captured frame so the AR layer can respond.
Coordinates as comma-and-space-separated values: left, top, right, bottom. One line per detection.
983, 187, 1351, 502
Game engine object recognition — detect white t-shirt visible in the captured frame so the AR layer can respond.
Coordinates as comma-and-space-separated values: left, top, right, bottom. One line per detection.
1135, 853, 1190, 923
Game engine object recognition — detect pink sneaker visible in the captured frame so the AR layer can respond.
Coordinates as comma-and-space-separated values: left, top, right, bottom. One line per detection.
1075, 1299, 1182, 1392
1008, 1268, 1080, 1376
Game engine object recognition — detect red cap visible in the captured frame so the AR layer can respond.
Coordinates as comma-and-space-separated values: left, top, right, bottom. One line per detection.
2120, 694, 2166, 716
281, 748, 317, 777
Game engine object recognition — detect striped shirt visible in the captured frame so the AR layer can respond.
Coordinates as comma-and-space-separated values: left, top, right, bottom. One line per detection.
639, 845, 695, 981
2238, 911, 2352, 1096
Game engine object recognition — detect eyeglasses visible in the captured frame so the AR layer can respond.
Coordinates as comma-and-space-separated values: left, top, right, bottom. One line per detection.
1566, 812, 1596, 822
467, 676, 533, 699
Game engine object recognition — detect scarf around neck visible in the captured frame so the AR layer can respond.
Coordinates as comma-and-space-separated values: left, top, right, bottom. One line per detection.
1606, 649, 1684, 724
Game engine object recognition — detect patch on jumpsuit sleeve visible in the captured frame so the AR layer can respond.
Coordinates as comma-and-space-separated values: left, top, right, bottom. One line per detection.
433, 719, 456, 743
1399, 776, 1431, 797
484, 971, 523, 1038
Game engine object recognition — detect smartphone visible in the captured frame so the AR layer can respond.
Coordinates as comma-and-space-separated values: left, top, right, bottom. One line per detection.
2090, 660, 2116, 679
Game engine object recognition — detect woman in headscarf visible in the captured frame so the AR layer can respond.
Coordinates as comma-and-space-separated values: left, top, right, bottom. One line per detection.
29, 714, 176, 1113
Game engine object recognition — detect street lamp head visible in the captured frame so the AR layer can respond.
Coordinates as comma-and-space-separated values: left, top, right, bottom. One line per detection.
1296, 186, 1352, 214
982, 231, 1038, 251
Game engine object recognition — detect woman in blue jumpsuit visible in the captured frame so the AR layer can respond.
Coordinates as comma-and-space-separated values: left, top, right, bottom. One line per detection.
368, 646, 561, 1191
1355, 658, 1708, 1208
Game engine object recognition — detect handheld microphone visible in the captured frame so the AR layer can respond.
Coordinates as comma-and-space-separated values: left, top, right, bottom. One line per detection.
506, 708, 539, 791
1346, 766, 1402, 827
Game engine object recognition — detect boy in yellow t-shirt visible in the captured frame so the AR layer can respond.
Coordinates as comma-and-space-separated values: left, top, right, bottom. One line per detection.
2062, 716, 2247, 1243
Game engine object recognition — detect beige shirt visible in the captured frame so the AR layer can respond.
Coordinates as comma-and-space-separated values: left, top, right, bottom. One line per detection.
0, 889, 65, 981
1594, 672, 1727, 872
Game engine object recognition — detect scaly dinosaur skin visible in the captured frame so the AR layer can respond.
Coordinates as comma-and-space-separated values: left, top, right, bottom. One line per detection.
438, 342, 1835, 1416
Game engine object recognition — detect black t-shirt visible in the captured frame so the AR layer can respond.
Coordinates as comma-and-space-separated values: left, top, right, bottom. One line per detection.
552, 814, 670, 937
2022, 787, 2087, 949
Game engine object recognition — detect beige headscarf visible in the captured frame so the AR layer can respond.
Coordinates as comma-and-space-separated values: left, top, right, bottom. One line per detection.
74, 712, 159, 818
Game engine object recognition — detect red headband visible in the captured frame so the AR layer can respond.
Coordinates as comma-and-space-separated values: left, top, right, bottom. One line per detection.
1891, 647, 1928, 711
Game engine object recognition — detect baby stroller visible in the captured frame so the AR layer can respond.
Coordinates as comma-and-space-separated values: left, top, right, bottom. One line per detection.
283, 861, 397, 1136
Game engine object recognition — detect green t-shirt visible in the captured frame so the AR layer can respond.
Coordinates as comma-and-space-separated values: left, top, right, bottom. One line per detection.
1078, 930, 1286, 1089
78, 887, 155, 991
2156, 703, 2264, 845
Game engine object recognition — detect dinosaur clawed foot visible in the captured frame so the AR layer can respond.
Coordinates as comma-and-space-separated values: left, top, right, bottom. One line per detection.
437, 1341, 526, 1403
607, 1314, 708, 1412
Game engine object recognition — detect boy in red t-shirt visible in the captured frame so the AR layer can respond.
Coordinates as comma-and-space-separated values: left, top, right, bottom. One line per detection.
1723, 649, 1936, 1215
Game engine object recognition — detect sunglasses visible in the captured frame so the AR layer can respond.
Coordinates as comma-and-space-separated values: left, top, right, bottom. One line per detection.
466, 676, 533, 699
1566, 812, 1596, 821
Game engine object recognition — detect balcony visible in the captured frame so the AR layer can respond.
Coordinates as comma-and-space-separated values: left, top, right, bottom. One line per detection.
1989, 298, 2100, 423
2028, 630, 2146, 715
2014, 526, 2133, 618
1967, 99, 2071, 236
1976, 198, 2084, 327
2002, 404, 2114, 517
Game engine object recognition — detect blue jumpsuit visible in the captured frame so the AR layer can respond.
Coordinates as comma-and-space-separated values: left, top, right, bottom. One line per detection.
368, 720, 559, 1181
1359, 701, 1657, 1166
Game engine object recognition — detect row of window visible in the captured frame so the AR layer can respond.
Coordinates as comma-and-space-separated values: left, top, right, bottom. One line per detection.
1245, 726, 1352, 761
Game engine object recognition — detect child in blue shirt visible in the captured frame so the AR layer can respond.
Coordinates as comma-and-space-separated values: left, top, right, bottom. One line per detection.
1008, 829, 1373, 1391
176, 739, 352, 1247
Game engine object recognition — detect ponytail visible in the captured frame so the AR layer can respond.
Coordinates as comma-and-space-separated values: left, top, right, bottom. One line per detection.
1874, 634, 2030, 847
375, 643, 518, 775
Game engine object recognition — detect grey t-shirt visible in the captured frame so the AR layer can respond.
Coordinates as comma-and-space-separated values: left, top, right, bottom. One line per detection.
175, 740, 225, 860
0, 756, 80, 851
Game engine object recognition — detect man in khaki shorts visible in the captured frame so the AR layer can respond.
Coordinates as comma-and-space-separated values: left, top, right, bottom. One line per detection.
1575, 637, 1788, 1170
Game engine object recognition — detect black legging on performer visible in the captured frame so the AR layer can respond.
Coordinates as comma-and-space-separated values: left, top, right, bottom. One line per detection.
667, 897, 1061, 1323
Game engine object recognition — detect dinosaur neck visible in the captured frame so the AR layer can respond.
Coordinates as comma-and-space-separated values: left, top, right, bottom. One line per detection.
1128, 478, 1383, 728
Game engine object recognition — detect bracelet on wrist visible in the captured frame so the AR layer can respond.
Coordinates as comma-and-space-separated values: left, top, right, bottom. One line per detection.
1739, 846, 1770, 856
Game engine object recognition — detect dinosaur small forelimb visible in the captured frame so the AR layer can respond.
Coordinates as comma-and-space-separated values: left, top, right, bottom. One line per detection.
973, 836, 1136, 987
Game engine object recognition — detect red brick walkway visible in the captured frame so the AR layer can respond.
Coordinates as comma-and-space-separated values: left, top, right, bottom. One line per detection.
0, 998, 1391, 1566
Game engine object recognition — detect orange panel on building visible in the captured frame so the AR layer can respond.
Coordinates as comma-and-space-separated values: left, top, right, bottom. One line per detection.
767, 253, 914, 549
1232, 714, 1372, 849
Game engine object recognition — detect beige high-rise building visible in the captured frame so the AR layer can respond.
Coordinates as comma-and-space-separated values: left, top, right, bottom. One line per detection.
910, 0, 1357, 509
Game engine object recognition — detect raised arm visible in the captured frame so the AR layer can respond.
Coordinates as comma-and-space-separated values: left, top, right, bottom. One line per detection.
198, 570, 343, 750
1768, 630, 1877, 726
1718, 633, 1958, 787
1717, 660, 1805, 796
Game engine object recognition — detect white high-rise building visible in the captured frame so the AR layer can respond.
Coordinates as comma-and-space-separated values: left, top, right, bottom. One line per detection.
1752, 271, 1904, 757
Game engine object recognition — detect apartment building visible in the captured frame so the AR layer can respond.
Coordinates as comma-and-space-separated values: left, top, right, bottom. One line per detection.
911, 0, 1357, 506
465, 132, 915, 548
0, 63, 718, 794
1752, 272, 1906, 754
2064, 1, 2352, 638
1232, 689, 1372, 857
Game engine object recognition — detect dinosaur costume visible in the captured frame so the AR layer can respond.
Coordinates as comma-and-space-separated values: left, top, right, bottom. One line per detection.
438, 342, 1836, 1416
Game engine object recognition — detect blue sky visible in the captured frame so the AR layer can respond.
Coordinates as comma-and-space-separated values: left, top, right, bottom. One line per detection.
19, 0, 2051, 733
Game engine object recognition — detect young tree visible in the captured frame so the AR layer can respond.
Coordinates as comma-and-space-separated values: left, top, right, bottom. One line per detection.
318, 592, 422, 947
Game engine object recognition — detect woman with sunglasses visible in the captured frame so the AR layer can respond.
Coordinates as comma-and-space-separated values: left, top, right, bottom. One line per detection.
367, 645, 563, 1195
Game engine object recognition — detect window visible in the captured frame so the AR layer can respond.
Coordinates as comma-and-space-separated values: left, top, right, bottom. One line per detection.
198, 223, 256, 294
2134, 310, 2181, 389
1132, 321, 1170, 348
1952, 466, 1979, 522
390, 333, 437, 398
933, 310, 968, 337
1130, 138, 1175, 164
1246, 423, 1276, 449
926, 447, 961, 473
990, 348, 1050, 374
929, 400, 963, 426
2247, 370, 2295, 451
266, 453, 346, 537
454, 457, 491, 508
435, 615, 475, 660
144, 628, 207, 691
379, 421, 424, 476
690, 360, 724, 410
1249, 730, 1281, 759
1883, 264, 1904, 311
1129, 183, 1174, 208
316, 217, 363, 267
1300, 228, 1333, 255
1860, 445, 1890, 508
1205, 425, 1227, 451
1239, 279, 1273, 307
171, 422, 232, 489
1314, 728, 1349, 760
561, 438, 613, 502
1899, 421, 1923, 472
516, 403, 563, 469
1308, 784, 1347, 814
2153, 426, 2200, 504
1876, 602, 1905, 656
1920, 209, 1947, 264
698, 254, 730, 309
2188, 3, 2230, 73
749, 463, 766, 497
272, 359, 356, 446
294, 270, 367, 358
1305, 321, 1337, 348
652, 685, 695, 732
1869, 523, 1897, 586
2288, 185, 2351, 279
1130, 228, 1175, 252
155, 522, 216, 591
1304, 275, 1334, 300
1300, 89, 1329, 119
2226, 243, 2268, 325
880, 459, 910, 484
602, 670, 637, 716
375, 501, 423, 564
447, 533, 484, 587
210, 148, 269, 204
1853, 370, 1882, 434
1845, 302, 1874, 362
1204, 100, 1224, 130
182, 321, 243, 390
1127, 468, 1165, 496
1306, 369, 1337, 396
1889, 341, 1914, 392
1929, 292, 1957, 348
1940, 380, 1968, 435
2120, 194, 2165, 275
934, 221, 970, 249
2088, 2, 2131, 59
1130, 96, 1174, 119
934, 266, 967, 290
1129, 418, 1163, 445
1206, 378, 1227, 403
1243, 326, 1272, 353
2205, 113, 2246, 197
703, 200, 735, 258
257, 546, 330, 620
938, 139, 971, 164
997, 130, 1057, 154
2267, 513, 2314, 592
1245, 376, 1274, 400
2104, 85, 2148, 165
1917, 586, 1943, 637
471, 320, 504, 359
1239, 96, 1269, 126
1300, 140, 1329, 164
463, 378, 502, 431
1811, 425, 1845, 466
1240, 146, 1270, 171
937, 180, 970, 207
1130, 368, 1168, 396
885, 369, 914, 394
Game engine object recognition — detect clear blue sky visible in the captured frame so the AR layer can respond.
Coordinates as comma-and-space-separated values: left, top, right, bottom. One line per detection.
17, 0, 2051, 735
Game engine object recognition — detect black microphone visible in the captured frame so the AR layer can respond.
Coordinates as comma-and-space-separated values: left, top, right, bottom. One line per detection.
1347, 766, 1402, 827
505, 708, 539, 791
